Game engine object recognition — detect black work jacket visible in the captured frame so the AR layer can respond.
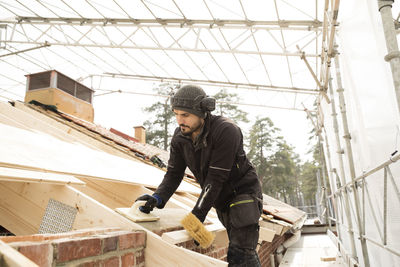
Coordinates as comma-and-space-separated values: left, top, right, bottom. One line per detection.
155, 114, 262, 221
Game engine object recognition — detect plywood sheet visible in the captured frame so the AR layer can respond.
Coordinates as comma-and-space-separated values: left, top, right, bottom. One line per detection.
0, 122, 200, 194
0, 167, 85, 185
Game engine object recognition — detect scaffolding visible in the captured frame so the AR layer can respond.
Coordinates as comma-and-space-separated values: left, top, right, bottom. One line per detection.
1, 1, 400, 266
318, 1, 400, 266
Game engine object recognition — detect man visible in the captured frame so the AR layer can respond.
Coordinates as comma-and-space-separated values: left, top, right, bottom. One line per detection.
136, 85, 263, 266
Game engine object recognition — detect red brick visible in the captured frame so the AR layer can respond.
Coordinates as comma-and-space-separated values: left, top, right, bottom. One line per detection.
102, 256, 119, 267
217, 247, 226, 258
54, 237, 102, 263
77, 261, 101, 267
15, 242, 52, 267
103, 235, 118, 253
135, 250, 145, 265
122, 252, 135, 267
119, 232, 145, 250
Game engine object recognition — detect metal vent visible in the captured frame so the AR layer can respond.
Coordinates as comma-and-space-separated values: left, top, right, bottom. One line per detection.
29, 71, 51, 90
38, 198, 77, 234
76, 83, 92, 103
57, 72, 75, 96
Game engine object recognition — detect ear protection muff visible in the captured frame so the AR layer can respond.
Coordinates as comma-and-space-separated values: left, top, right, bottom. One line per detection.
171, 94, 216, 112
200, 96, 216, 112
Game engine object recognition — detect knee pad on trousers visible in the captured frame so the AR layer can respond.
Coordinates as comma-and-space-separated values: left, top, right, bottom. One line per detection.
227, 245, 261, 267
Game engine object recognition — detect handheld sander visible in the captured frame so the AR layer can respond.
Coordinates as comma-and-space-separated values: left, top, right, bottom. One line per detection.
116, 201, 160, 222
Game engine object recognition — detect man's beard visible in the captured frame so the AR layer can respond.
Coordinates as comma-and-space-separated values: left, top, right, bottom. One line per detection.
180, 120, 203, 136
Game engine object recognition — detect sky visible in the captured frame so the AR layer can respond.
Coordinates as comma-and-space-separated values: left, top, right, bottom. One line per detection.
92, 78, 316, 161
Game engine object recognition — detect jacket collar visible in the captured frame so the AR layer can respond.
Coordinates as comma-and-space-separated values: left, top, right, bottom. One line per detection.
178, 113, 211, 151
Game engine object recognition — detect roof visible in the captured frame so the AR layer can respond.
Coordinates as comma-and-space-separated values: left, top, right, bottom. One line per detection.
0, 100, 199, 193
0, 97, 305, 221
0, 98, 306, 265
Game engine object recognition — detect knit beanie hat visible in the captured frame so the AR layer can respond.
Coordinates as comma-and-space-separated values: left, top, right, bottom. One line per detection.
170, 85, 207, 118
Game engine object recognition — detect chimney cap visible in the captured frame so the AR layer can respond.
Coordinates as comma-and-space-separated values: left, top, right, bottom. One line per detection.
133, 125, 146, 130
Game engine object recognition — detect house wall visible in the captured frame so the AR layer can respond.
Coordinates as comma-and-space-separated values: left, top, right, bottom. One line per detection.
178, 240, 228, 262
0, 226, 291, 267
258, 234, 288, 267
0, 228, 145, 267
178, 232, 289, 267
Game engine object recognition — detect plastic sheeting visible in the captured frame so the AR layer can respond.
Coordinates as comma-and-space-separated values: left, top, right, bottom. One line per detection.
321, 0, 400, 266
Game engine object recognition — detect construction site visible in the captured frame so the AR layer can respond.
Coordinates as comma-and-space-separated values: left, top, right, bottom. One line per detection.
0, 0, 399, 266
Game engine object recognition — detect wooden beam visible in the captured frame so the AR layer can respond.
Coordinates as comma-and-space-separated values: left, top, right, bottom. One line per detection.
0, 181, 226, 266
0, 240, 38, 267
72, 178, 151, 208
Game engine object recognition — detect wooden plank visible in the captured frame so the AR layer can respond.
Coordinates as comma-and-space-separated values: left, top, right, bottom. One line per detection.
213, 228, 229, 247
0, 240, 39, 267
259, 219, 291, 236
0, 182, 43, 235
263, 194, 306, 224
0, 167, 85, 185
161, 223, 225, 245
320, 247, 337, 262
0, 181, 226, 266
258, 227, 275, 242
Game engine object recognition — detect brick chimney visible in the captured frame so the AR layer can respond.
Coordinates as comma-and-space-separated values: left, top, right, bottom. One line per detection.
134, 126, 146, 144
24, 70, 94, 122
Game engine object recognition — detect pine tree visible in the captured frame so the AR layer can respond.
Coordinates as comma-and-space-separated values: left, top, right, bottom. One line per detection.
268, 142, 299, 204
246, 116, 282, 194
213, 88, 249, 124
142, 83, 177, 150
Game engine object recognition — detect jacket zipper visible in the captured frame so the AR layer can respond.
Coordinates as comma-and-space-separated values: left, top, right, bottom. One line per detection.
198, 184, 211, 209
229, 199, 254, 208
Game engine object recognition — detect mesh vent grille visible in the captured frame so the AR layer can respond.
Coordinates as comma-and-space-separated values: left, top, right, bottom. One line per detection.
29, 71, 51, 90
57, 73, 75, 96
38, 198, 77, 234
76, 83, 92, 103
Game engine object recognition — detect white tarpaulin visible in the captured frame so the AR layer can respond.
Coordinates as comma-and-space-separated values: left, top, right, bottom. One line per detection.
321, 0, 400, 266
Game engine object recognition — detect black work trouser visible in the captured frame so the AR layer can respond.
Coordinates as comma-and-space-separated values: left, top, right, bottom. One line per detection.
217, 194, 262, 267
